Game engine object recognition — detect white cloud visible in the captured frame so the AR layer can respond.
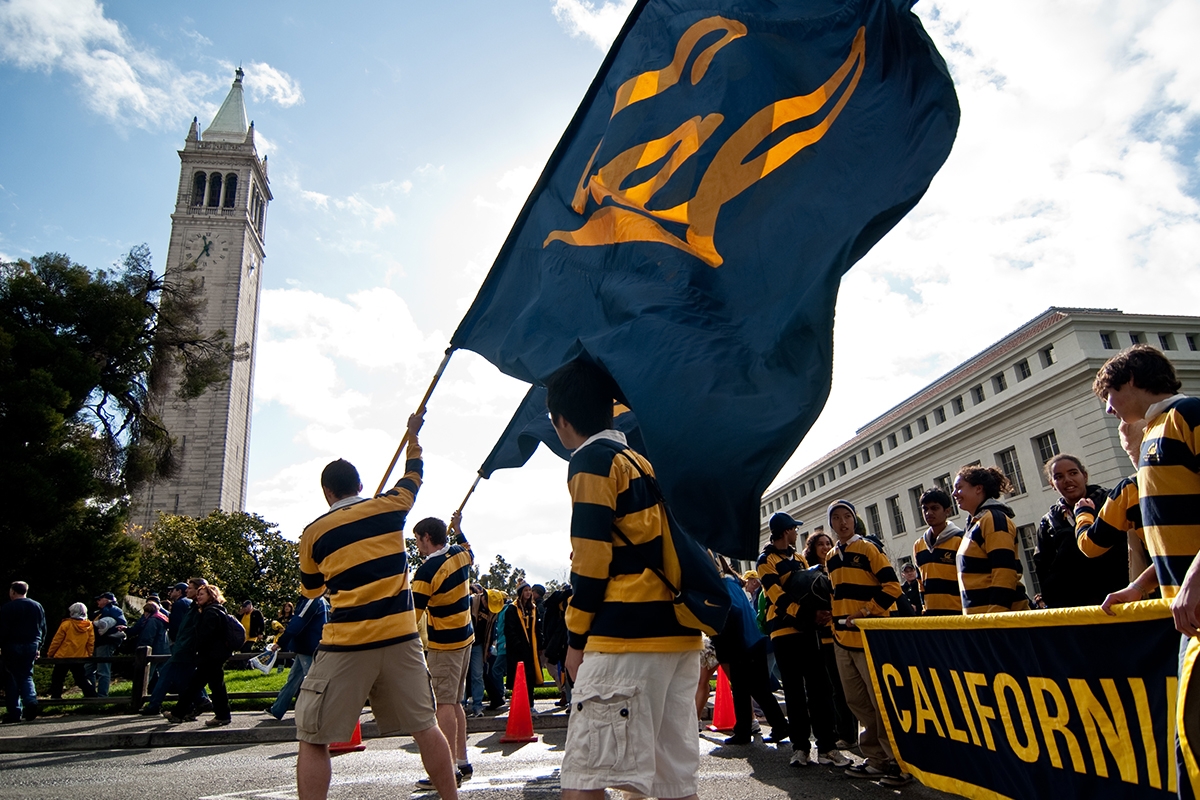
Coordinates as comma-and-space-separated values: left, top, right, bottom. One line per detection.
333, 195, 396, 228
550, 0, 635, 51
299, 189, 329, 208
243, 60, 303, 107
182, 29, 211, 48
0, 0, 216, 128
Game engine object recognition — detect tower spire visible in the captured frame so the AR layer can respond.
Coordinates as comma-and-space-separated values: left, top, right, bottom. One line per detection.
203, 68, 250, 143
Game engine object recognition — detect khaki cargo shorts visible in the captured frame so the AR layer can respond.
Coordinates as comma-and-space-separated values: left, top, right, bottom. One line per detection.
426, 644, 471, 705
561, 649, 701, 798
295, 637, 436, 744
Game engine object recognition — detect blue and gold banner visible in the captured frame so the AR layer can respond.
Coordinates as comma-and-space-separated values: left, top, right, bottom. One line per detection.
859, 602, 1197, 799
451, 0, 959, 558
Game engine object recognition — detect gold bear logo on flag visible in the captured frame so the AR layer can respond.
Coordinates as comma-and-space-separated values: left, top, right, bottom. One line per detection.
545, 17, 866, 267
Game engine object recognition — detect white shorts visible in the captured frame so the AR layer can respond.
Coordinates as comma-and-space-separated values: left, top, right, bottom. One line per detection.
561, 649, 701, 798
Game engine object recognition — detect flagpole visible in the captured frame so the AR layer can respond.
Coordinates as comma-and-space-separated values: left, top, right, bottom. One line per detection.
375, 347, 455, 496
448, 474, 483, 537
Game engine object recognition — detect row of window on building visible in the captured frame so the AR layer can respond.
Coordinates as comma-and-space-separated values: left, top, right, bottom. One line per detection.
190, 171, 266, 236
1099, 329, 1198, 352
761, 343, 1060, 519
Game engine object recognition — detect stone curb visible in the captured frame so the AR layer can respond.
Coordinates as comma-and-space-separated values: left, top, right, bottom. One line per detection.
0, 711, 569, 754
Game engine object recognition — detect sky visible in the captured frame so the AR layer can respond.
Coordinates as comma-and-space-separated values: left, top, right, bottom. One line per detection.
2, 0, 1199, 584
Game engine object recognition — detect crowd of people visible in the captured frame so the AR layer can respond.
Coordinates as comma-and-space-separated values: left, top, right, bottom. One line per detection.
0, 574, 306, 725
1, 344, 1196, 800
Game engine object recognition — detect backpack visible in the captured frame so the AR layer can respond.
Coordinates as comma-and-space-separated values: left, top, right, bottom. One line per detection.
783, 565, 833, 620
224, 613, 247, 651
610, 450, 731, 637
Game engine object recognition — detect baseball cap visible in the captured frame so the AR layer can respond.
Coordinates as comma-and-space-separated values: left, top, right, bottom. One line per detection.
172, 582, 188, 592
769, 512, 802, 537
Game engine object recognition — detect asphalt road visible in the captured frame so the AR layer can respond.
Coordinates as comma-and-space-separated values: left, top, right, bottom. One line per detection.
0, 728, 960, 800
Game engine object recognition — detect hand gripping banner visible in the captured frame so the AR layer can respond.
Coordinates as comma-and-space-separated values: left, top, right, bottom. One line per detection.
858, 601, 1200, 799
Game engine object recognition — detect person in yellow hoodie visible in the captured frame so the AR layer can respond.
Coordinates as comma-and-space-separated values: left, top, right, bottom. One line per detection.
47, 603, 97, 699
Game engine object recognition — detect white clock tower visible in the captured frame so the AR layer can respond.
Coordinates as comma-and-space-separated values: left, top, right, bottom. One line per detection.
139, 68, 271, 526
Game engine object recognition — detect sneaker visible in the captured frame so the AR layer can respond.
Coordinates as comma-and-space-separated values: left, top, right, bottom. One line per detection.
204, 717, 232, 727
458, 763, 473, 781
789, 749, 810, 767
723, 734, 752, 745
845, 762, 888, 779
467, 709, 485, 718
139, 705, 162, 716
835, 738, 855, 750
879, 765, 913, 787
415, 771, 465, 790
163, 713, 194, 724
818, 749, 852, 767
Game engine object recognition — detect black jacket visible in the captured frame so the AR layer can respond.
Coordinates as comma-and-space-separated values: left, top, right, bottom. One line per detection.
1035, 485, 1129, 608
194, 603, 235, 662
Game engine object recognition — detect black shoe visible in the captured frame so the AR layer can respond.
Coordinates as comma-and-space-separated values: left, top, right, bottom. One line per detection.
415, 771, 465, 790
195, 699, 214, 714
22, 707, 38, 722
458, 763, 473, 781
1, 714, 21, 724
764, 732, 789, 744
723, 734, 752, 745
139, 705, 162, 716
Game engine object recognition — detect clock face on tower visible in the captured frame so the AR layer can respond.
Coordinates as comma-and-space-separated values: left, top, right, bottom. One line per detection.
182, 231, 231, 268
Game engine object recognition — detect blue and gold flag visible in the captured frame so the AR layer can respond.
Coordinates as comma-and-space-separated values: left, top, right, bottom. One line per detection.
452, 0, 959, 557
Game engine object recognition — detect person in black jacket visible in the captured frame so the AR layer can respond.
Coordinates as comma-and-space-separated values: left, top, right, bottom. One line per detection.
167, 584, 233, 726
1035, 455, 1129, 607
541, 585, 573, 709
504, 584, 541, 711
238, 600, 266, 652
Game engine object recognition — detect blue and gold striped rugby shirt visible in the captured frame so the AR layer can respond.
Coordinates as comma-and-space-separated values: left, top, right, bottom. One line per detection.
564, 431, 700, 654
756, 544, 809, 639
913, 522, 964, 616
827, 534, 901, 649
1137, 395, 1200, 599
299, 443, 423, 652
1076, 476, 1143, 559
956, 499, 1029, 614
412, 535, 474, 651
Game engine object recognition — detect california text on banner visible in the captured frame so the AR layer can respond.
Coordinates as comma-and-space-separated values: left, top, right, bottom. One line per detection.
858, 601, 1189, 799
450, 0, 959, 559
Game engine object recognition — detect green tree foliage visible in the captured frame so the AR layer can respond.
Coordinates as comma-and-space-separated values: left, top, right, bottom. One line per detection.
136, 511, 300, 614
478, 554, 527, 595
0, 247, 239, 619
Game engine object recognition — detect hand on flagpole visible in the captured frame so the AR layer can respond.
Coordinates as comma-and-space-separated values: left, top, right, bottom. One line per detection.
408, 409, 425, 442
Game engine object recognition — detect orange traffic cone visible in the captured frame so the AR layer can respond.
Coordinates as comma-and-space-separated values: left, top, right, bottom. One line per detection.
500, 661, 538, 743
329, 719, 366, 754
708, 666, 735, 732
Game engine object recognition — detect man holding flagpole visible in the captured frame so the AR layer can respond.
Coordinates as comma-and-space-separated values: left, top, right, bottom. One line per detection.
294, 412, 459, 800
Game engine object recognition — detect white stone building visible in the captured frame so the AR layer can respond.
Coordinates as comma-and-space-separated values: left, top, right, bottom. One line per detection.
758, 308, 1200, 597
138, 69, 271, 527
